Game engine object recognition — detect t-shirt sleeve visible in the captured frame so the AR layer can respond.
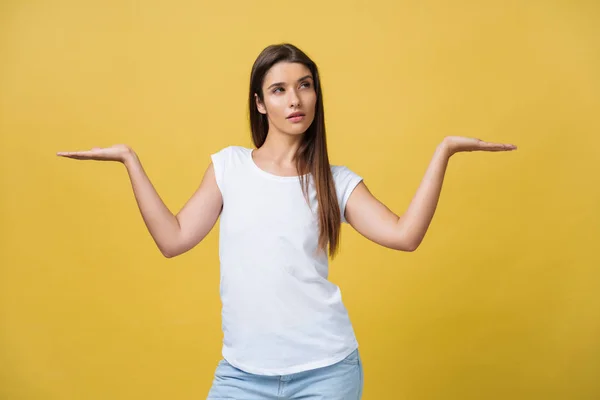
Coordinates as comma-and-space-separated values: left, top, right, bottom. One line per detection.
333, 166, 364, 224
210, 146, 230, 195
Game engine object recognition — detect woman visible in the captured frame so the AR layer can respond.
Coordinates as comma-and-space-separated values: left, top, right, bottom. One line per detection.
57, 43, 517, 399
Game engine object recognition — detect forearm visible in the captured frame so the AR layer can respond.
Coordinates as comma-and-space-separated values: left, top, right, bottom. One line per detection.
123, 152, 181, 257
396, 141, 452, 250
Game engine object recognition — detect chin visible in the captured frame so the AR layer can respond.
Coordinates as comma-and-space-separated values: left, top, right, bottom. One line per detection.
283, 129, 308, 137
289, 124, 312, 136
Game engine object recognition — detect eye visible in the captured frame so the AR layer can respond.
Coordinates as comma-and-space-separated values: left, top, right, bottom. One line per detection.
273, 87, 284, 94
300, 82, 311, 89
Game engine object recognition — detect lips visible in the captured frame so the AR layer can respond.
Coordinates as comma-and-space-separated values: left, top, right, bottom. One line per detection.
287, 112, 305, 119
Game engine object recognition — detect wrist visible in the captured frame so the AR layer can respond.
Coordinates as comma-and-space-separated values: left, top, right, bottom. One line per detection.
122, 148, 138, 167
438, 138, 454, 158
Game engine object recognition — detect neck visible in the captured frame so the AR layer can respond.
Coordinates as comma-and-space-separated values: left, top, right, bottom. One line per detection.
256, 129, 304, 166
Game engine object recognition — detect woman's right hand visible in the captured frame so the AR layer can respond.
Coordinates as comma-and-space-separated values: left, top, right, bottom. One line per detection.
57, 144, 134, 164
56, 142, 223, 258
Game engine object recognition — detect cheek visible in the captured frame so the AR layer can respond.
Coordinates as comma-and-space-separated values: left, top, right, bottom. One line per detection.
265, 97, 285, 117
305, 93, 317, 113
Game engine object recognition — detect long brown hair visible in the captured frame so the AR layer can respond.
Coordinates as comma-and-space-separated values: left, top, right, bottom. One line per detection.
249, 43, 342, 258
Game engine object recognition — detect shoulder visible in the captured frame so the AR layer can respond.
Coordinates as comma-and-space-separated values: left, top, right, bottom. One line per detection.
210, 145, 252, 166
329, 164, 364, 223
330, 164, 362, 181
329, 164, 363, 194
211, 145, 250, 158
210, 146, 252, 192
210, 145, 251, 173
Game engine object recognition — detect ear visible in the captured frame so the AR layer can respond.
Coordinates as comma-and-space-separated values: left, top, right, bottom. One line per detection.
255, 93, 267, 115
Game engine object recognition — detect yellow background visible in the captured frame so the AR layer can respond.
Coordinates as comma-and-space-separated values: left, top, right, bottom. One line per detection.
1, 0, 599, 399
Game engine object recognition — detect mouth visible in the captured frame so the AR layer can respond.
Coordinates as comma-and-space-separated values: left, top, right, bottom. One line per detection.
286, 112, 305, 119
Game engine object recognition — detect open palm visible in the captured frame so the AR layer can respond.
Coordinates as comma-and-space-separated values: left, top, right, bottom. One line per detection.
444, 136, 517, 155
56, 144, 132, 162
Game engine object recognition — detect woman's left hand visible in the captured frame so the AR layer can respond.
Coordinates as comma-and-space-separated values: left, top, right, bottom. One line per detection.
442, 136, 517, 156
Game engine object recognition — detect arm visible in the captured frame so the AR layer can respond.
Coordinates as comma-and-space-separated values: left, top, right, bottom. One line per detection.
124, 151, 223, 258
344, 136, 517, 252
57, 144, 223, 258
345, 142, 450, 252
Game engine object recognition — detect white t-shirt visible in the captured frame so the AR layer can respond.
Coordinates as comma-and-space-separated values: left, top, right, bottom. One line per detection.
210, 145, 363, 376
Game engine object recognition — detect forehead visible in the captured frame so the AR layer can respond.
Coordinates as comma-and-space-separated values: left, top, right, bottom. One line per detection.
263, 62, 312, 86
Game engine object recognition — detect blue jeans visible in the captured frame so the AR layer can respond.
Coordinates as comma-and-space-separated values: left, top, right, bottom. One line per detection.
207, 349, 364, 399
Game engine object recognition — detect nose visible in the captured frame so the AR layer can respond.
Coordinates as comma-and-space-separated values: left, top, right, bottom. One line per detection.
289, 89, 301, 108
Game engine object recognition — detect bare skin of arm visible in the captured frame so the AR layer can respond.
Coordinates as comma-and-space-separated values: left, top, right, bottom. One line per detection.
57, 144, 223, 258
345, 136, 517, 252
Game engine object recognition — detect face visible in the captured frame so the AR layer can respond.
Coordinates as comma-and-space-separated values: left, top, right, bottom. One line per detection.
256, 62, 317, 136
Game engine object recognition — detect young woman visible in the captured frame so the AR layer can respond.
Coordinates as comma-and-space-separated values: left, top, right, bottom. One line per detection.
57, 43, 517, 399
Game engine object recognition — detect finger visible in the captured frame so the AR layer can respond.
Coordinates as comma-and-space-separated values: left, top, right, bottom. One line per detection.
480, 142, 517, 151
57, 154, 91, 160
57, 150, 95, 158
495, 143, 517, 151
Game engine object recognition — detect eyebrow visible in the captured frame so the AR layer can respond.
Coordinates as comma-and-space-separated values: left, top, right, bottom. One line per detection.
267, 75, 313, 90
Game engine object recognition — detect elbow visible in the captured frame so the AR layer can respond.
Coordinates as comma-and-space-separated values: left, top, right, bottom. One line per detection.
392, 237, 420, 252
157, 230, 189, 259
405, 238, 423, 252
159, 244, 180, 259
404, 243, 419, 252
396, 243, 418, 252
162, 251, 176, 259
160, 240, 195, 258
161, 249, 176, 259
392, 225, 420, 252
